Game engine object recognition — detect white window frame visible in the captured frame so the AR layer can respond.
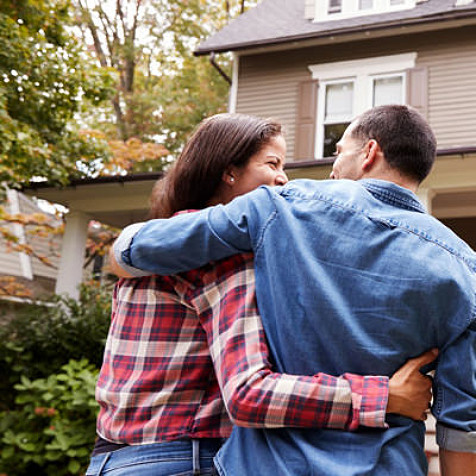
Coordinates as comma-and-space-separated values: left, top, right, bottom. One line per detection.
309, 53, 416, 158
370, 72, 406, 108
319, 79, 356, 159
315, 0, 416, 22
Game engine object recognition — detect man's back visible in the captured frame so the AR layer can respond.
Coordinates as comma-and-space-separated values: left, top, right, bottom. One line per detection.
116, 177, 475, 475
210, 179, 475, 475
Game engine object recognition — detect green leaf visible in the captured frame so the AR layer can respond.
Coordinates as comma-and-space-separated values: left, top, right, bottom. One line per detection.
1, 445, 15, 459
68, 459, 81, 473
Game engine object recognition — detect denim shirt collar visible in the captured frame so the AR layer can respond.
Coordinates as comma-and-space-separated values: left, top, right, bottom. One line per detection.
359, 179, 426, 214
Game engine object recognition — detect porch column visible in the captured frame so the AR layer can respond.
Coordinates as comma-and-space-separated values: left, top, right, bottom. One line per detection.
417, 188, 435, 215
55, 210, 90, 300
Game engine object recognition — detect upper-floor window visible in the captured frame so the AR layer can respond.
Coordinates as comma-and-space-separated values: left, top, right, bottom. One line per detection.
309, 53, 416, 158
315, 0, 416, 22
328, 0, 343, 14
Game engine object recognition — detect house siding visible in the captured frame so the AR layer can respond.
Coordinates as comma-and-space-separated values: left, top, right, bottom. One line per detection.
419, 43, 476, 148
235, 25, 476, 161
18, 193, 61, 280
237, 60, 309, 160
0, 192, 30, 279
304, 0, 314, 19
0, 235, 25, 278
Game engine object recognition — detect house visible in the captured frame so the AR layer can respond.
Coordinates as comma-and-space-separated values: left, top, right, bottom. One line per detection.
193, 0, 476, 474
12, 1, 472, 471
21, 0, 476, 304
0, 190, 61, 301
195, 0, 476, 253
22, 173, 162, 300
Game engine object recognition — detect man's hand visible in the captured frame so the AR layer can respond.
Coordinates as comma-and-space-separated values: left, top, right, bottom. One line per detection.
386, 349, 438, 420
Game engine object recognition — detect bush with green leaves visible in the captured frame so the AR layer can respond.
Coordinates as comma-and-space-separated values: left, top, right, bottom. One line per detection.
0, 283, 113, 475
0, 359, 99, 475
0, 283, 112, 407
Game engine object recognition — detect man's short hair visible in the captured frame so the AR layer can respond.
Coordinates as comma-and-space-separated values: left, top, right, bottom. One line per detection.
350, 105, 436, 183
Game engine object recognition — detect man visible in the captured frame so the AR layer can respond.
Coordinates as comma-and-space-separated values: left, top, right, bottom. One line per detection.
112, 105, 475, 475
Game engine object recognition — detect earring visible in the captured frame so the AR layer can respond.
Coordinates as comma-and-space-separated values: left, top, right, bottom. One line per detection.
229, 177, 235, 183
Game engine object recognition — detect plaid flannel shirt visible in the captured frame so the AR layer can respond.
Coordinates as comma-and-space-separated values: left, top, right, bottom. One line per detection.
96, 253, 388, 444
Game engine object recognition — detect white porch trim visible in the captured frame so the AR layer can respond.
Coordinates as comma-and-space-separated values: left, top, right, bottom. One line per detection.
55, 210, 90, 300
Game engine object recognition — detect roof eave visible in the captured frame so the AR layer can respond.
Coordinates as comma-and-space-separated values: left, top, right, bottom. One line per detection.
22, 171, 163, 192
194, 9, 476, 56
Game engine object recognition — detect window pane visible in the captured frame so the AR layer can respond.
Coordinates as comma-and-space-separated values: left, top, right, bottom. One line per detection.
359, 0, 373, 9
325, 82, 353, 122
323, 123, 349, 158
328, 0, 342, 14
373, 76, 403, 107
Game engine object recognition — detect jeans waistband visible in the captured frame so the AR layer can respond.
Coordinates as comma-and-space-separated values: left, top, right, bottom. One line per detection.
93, 436, 223, 456
87, 439, 223, 475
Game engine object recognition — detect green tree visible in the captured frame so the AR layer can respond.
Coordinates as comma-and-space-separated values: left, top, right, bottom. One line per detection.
0, 0, 115, 190
73, 0, 255, 165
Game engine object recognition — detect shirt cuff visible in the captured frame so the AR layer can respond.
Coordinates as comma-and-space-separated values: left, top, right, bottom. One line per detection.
436, 424, 476, 453
345, 374, 389, 430
113, 222, 152, 277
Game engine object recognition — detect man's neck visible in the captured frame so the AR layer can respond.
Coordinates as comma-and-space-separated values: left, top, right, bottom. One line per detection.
362, 171, 419, 194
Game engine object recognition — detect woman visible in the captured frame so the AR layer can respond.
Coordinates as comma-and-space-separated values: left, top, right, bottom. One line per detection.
87, 114, 434, 476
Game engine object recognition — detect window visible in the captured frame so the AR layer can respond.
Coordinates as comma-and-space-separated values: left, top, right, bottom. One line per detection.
309, 53, 416, 158
314, 0, 416, 22
372, 75, 404, 106
359, 0, 373, 10
323, 81, 354, 158
328, 0, 342, 14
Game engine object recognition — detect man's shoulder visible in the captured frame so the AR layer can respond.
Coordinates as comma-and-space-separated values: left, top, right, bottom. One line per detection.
415, 214, 476, 269
276, 179, 369, 210
282, 178, 355, 193
280, 178, 365, 198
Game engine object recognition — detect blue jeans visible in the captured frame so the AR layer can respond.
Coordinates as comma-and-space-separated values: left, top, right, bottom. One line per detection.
85, 439, 221, 476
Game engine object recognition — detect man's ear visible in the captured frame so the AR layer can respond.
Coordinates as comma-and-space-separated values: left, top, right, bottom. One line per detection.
362, 139, 380, 171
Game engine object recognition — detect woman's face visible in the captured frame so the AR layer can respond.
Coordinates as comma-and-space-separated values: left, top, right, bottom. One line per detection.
230, 134, 288, 199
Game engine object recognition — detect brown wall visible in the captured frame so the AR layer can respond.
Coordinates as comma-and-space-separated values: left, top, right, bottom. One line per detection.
235, 25, 476, 162
442, 217, 476, 251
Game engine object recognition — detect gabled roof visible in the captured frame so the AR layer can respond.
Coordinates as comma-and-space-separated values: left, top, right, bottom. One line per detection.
195, 0, 476, 55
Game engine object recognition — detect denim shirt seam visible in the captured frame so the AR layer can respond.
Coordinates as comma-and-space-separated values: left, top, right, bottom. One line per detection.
254, 191, 279, 254
391, 224, 476, 280
285, 189, 475, 277
363, 182, 425, 213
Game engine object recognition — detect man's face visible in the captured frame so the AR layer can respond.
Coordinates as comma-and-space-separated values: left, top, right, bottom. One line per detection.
330, 123, 366, 181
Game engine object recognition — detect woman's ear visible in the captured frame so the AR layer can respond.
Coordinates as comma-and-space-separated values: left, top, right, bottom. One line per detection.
223, 167, 236, 186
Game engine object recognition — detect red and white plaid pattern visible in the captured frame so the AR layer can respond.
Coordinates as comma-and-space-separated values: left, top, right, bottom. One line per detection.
96, 253, 388, 444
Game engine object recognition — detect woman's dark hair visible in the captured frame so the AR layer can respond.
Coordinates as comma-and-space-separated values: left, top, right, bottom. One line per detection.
149, 113, 282, 218
350, 105, 436, 183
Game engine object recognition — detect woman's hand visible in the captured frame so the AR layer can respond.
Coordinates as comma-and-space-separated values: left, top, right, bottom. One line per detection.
386, 348, 438, 420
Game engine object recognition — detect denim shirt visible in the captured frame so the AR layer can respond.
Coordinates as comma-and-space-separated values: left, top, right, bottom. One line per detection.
116, 179, 476, 475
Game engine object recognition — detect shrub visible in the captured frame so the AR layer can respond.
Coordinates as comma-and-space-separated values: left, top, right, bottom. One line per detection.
0, 283, 112, 408
0, 359, 99, 476
0, 283, 113, 475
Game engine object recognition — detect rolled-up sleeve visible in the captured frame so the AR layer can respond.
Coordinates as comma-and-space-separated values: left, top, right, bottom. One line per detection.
434, 321, 476, 453
113, 222, 150, 277
437, 425, 476, 453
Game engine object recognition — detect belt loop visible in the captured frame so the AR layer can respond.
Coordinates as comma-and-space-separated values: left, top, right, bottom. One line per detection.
192, 439, 200, 475
97, 452, 111, 475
